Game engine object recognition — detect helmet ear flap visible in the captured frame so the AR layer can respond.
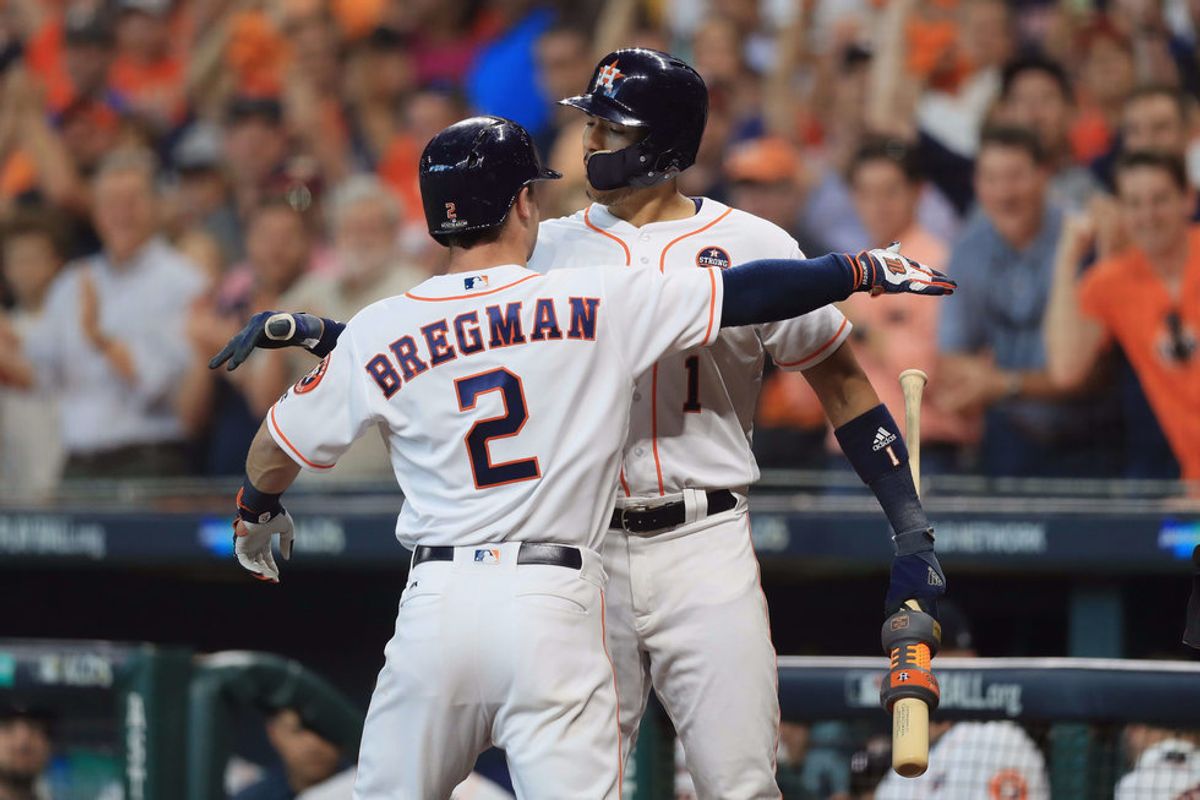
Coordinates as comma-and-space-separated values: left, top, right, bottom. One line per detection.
585, 140, 678, 191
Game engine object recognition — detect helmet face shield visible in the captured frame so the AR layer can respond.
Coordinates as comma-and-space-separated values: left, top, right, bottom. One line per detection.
560, 49, 708, 191
419, 116, 561, 243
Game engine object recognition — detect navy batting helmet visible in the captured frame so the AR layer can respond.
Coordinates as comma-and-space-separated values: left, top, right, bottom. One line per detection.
419, 116, 561, 244
559, 49, 708, 191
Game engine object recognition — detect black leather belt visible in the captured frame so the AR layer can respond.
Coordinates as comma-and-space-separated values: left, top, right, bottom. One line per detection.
411, 542, 583, 570
610, 489, 737, 534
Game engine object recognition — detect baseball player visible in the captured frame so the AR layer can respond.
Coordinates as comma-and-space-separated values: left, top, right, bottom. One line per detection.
221, 54, 953, 800
219, 114, 953, 800
535, 50, 948, 799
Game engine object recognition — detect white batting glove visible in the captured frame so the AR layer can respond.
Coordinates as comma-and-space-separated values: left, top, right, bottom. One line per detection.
849, 242, 956, 296
233, 511, 295, 583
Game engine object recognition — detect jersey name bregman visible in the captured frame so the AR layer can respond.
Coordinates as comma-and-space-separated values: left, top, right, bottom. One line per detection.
363, 296, 601, 399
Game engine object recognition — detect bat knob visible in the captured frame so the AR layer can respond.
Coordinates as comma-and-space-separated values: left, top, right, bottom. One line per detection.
265, 313, 297, 342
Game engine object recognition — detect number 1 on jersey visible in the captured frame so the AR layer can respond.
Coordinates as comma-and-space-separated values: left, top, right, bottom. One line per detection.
455, 368, 541, 489
683, 356, 702, 413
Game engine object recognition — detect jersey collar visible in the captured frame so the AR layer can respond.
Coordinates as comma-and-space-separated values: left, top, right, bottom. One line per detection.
585, 197, 727, 236
404, 264, 538, 301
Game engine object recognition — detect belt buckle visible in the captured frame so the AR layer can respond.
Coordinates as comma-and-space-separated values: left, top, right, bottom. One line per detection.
617, 504, 651, 532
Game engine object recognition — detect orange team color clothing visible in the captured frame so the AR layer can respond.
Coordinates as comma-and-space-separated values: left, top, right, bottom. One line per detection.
1078, 226, 1200, 480
109, 55, 187, 126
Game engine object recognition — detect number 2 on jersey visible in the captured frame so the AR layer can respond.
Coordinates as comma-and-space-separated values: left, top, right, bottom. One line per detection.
454, 368, 541, 489
683, 356, 702, 413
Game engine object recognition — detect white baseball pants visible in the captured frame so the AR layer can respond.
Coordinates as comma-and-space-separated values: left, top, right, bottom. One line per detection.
603, 493, 782, 799
353, 541, 622, 800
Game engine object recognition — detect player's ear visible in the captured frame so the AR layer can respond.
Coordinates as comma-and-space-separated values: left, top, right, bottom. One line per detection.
514, 186, 538, 226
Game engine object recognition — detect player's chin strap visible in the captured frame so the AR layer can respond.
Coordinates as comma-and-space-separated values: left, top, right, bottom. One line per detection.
586, 144, 678, 191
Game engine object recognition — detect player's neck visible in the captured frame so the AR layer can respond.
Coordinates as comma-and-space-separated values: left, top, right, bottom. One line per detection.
605, 183, 697, 228
445, 241, 528, 275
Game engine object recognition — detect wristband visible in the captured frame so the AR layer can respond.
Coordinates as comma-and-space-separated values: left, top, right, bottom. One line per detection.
236, 479, 283, 523
834, 404, 930, 537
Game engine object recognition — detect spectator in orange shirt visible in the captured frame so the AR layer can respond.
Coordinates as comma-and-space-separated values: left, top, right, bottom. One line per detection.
110, 0, 186, 132
1045, 150, 1199, 482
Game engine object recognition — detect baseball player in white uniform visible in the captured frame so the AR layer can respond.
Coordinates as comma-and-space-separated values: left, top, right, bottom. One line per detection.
218, 66, 955, 798
531, 50, 951, 798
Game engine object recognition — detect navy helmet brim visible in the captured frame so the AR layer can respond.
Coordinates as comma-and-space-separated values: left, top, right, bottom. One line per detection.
558, 94, 648, 128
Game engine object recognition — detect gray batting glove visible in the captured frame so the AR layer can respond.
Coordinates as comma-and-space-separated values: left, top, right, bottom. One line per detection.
233, 512, 295, 583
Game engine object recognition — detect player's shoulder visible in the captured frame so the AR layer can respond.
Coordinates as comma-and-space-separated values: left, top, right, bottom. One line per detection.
701, 200, 804, 257
539, 207, 589, 237
531, 209, 592, 273
338, 291, 416, 339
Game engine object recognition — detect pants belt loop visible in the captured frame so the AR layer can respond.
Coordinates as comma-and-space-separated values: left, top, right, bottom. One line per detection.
682, 488, 708, 525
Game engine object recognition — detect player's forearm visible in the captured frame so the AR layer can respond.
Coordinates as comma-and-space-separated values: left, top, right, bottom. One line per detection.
720, 254, 856, 327
246, 421, 302, 495
802, 343, 881, 427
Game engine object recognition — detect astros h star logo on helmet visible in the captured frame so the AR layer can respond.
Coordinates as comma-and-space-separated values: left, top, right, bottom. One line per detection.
595, 61, 623, 96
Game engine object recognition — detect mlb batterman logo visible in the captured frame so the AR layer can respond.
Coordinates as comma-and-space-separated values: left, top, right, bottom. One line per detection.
474, 548, 501, 564
696, 246, 731, 269
595, 61, 623, 96
463, 275, 490, 291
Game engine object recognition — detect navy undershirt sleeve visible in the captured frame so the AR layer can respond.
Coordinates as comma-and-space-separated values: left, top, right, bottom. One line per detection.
719, 254, 856, 328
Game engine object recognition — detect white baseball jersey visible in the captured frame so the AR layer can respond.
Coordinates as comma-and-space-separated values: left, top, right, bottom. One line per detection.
267, 263, 724, 550
531, 199, 850, 500
874, 721, 1050, 800
1115, 739, 1200, 800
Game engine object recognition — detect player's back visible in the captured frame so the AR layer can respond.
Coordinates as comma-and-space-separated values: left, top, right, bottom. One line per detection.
267, 262, 723, 551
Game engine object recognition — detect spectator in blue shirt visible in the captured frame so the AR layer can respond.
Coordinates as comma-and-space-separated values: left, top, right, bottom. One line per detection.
935, 126, 1121, 477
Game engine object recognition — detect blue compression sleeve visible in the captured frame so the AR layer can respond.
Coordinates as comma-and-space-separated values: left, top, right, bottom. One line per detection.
833, 404, 931, 552
719, 254, 857, 328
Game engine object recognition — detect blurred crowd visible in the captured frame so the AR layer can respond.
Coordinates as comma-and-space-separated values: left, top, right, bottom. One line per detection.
0, 0, 1197, 494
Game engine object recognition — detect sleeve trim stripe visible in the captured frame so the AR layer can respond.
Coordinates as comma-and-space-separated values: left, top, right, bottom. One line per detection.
703, 267, 719, 345
775, 317, 851, 368
269, 404, 336, 470
583, 208, 631, 265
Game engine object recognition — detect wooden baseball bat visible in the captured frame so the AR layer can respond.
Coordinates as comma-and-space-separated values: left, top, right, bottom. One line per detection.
893, 368, 930, 777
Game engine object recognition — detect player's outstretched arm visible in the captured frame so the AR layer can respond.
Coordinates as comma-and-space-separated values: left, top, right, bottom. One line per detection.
209, 311, 345, 371
719, 243, 955, 329
230, 421, 303, 583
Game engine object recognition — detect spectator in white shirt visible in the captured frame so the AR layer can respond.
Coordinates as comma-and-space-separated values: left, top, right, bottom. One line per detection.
0, 148, 205, 478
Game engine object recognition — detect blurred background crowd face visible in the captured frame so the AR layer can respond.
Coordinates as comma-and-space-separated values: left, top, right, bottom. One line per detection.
0, 0, 1194, 488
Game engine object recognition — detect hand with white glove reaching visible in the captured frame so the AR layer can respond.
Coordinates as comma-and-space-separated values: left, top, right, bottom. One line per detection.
847, 242, 956, 297
233, 487, 295, 583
